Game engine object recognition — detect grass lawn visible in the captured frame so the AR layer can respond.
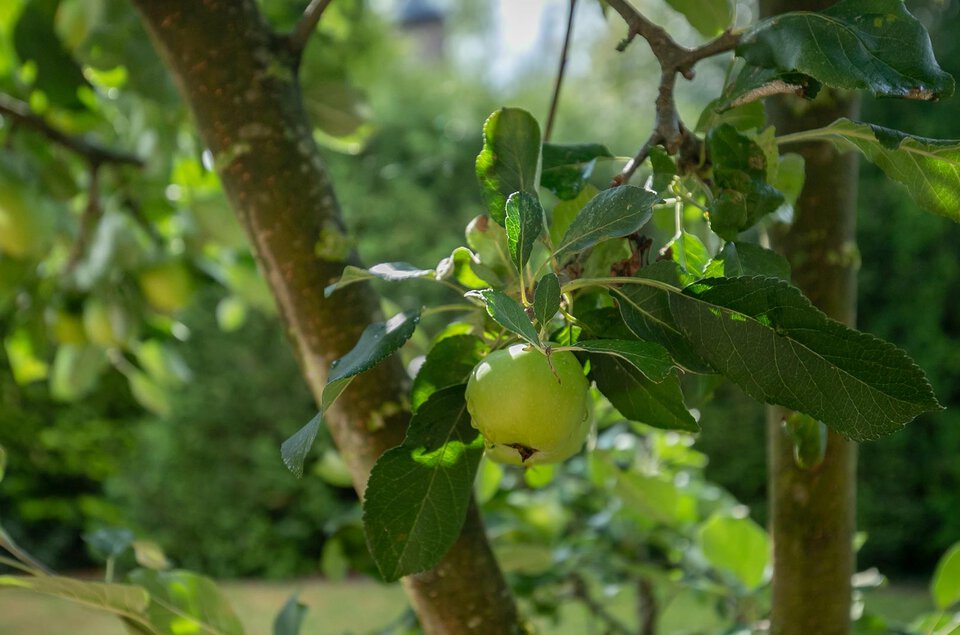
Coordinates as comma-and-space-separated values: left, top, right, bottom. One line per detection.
0, 576, 934, 634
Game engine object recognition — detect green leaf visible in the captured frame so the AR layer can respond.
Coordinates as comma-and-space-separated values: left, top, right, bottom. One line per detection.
476, 108, 542, 225
132, 541, 171, 571
465, 214, 512, 280
664, 0, 732, 37
707, 124, 784, 239
363, 385, 484, 582
771, 153, 805, 208
4, 329, 48, 385
698, 514, 769, 590
696, 97, 766, 134
474, 457, 503, 504
13, 0, 92, 110
127, 372, 171, 418
273, 593, 307, 635
613, 462, 693, 525
541, 143, 612, 200
667, 231, 710, 284
505, 191, 544, 274
704, 242, 791, 280
320, 537, 349, 582
738, 0, 954, 100
550, 184, 598, 247
437, 246, 499, 289
718, 65, 822, 112
533, 273, 561, 327
128, 568, 244, 635
613, 262, 714, 374
411, 334, 489, 412
574, 339, 673, 382
907, 612, 960, 634
474, 289, 541, 347
932, 542, 960, 610
282, 310, 421, 477
313, 449, 353, 488
84, 527, 135, 561
324, 263, 434, 297
0, 575, 153, 630
50, 344, 106, 402
523, 465, 556, 489
302, 79, 368, 138
555, 186, 658, 257
668, 276, 941, 440
649, 147, 676, 194
799, 118, 960, 222
784, 412, 827, 469
590, 356, 699, 432
326, 310, 422, 388
581, 238, 631, 279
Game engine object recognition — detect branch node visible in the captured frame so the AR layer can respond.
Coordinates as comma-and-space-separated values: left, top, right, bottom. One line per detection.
604, 2, 740, 186
288, 0, 335, 58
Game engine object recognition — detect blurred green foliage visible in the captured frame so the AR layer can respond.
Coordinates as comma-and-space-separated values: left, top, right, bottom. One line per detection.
107, 291, 358, 578
0, 338, 138, 568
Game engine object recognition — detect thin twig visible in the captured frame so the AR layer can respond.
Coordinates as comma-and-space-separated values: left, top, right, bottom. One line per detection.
0, 93, 142, 167
602, 0, 741, 186
568, 573, 633, 635
611, 132, 659, 186
606, 0, 679, 61
289, 0, 335, 56
685, 30, 742, 70
121, 195, 164, 247
638, 577, 657, 635
544, 0, 578, 143
66, 166, 103, 272
0, 525, 54, 576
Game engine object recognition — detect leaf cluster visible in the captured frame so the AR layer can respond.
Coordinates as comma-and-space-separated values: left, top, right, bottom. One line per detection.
296, 0, 960, 575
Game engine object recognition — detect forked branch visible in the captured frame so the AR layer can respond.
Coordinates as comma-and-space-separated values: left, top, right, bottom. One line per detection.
603, 0, 740, 184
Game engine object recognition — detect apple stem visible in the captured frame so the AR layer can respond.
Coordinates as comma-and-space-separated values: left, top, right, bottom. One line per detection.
544, 347, 562, 383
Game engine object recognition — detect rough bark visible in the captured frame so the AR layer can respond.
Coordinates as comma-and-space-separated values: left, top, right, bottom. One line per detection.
761, 2, 860, 633
129, 2, 520, 632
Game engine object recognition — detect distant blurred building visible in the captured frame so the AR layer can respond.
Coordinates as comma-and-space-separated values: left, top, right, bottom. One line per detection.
397, 0, 446, 61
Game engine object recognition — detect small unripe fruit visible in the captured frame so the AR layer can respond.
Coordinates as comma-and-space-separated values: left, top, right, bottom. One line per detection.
465, 344, 591, 465
138, 260, 195, 313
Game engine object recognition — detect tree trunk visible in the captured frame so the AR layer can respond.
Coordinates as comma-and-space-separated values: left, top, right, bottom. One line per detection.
129, 2, 520, 632
761, 3, 860, 633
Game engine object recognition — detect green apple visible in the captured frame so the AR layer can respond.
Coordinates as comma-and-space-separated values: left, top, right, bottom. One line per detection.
138, 259, 196, 313
465, 344, 591, 465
